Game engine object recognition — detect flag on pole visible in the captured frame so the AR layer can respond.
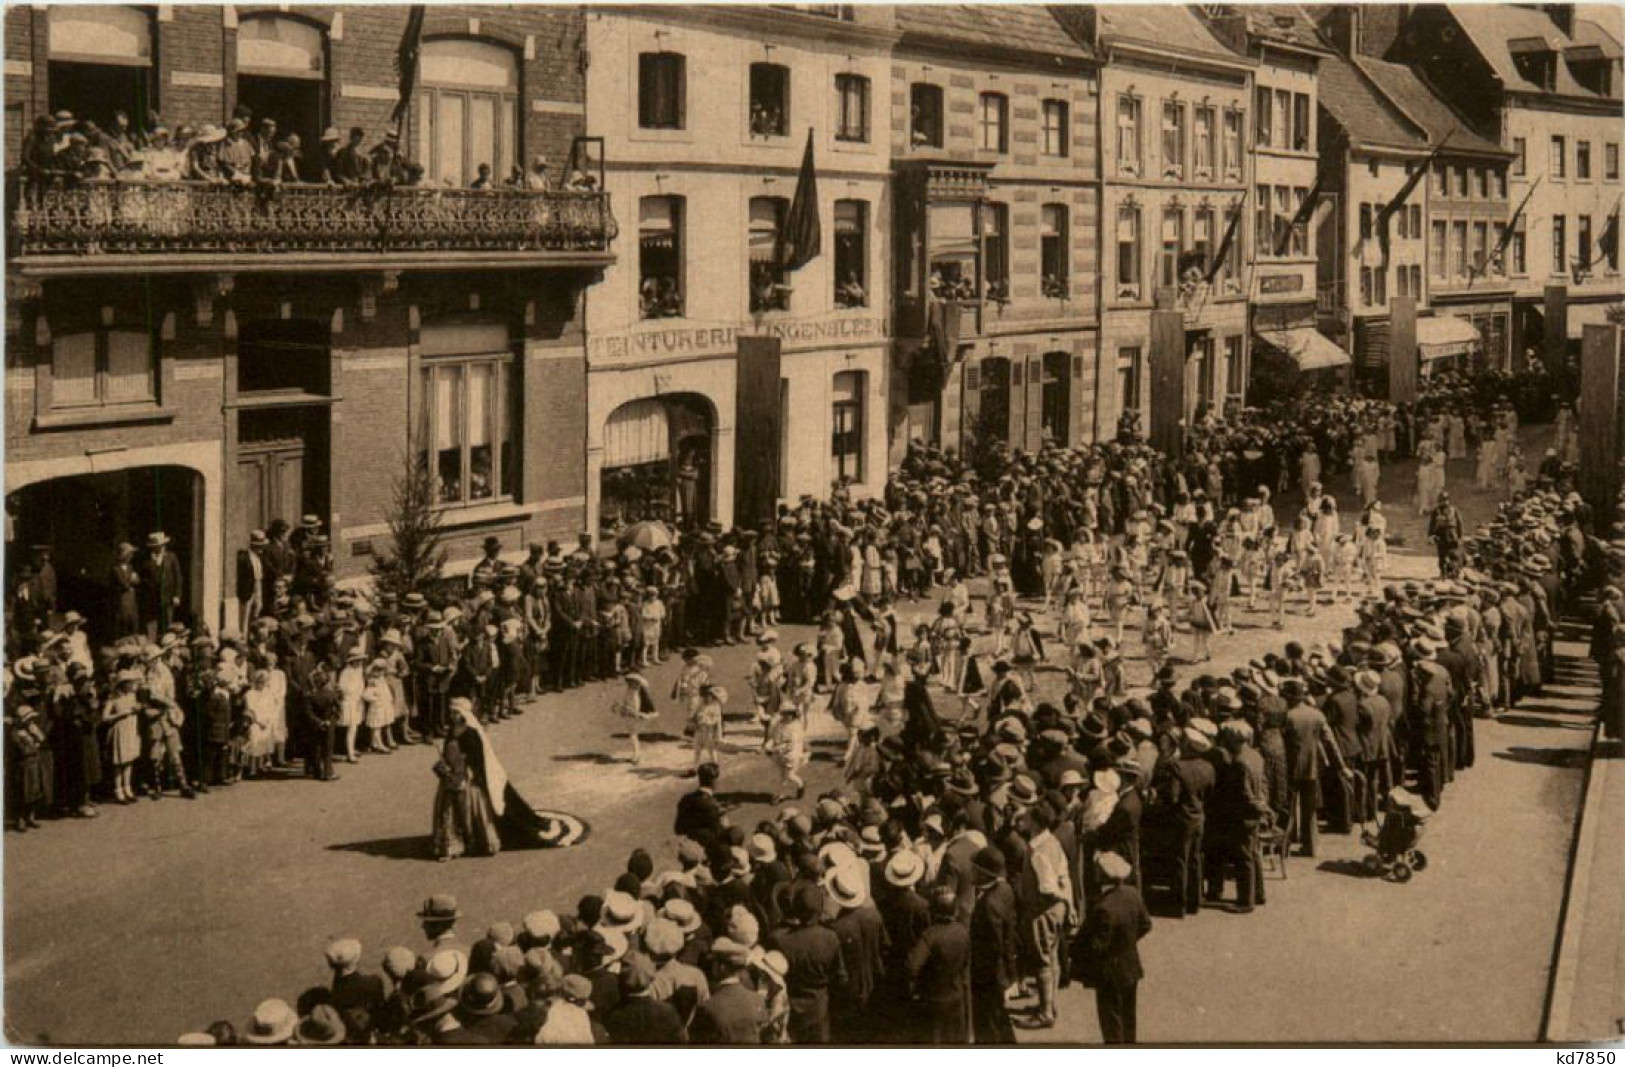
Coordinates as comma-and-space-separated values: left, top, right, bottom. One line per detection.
1274, 173, 1323, 257
777, 129, 822, 272
1203, 194, 1246, 285
392, 5, 428, 129
1470, 175, 1541, 286
1589, 203, 1619, 268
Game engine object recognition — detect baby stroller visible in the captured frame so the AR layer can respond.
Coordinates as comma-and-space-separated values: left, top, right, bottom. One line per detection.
1360, 785, 1434, 882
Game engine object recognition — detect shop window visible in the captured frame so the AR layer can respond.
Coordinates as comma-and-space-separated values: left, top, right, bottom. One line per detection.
1116, 205, 1142, 299
638, 52, 686, 130
1041, 204, 1068, 297
419, 326, 516, 508
749, 63, 790, 138
639, 196, 685, 319
417, 38, 519, 188
978, 92, 1008, 153
831, 370, 865, 482
51, 329, 156, 409
1116, 95, 1142, 175
1041, 99, 1069, 157
982, 202, 1009, 302
1161, 100, 1185, 178
834, 200, 868, 307
749, 197, 790, 312
910, 83, 943, 147
835, 73, 869, 143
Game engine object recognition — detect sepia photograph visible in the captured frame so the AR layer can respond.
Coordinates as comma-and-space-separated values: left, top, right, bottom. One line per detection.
1, 0, 1622, 1049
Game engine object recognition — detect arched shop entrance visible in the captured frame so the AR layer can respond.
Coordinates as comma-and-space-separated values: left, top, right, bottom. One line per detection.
599, 394, 715, 535
7, 465, 204, 644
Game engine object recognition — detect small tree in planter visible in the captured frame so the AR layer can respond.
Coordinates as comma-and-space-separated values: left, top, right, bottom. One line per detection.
371, 443, 448, 604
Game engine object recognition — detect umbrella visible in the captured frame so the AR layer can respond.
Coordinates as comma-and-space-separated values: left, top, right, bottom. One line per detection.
619, 520, 676, 552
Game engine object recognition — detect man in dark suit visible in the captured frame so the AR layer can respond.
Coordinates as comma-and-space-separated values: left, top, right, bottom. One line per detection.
138, 531, 184, 639
1077, 851, 1151, 1044
674, 762, 726, 847
327, 938, 385, 1044
766, 884, 847, 1044
1282, 678, 1349, 857
1438, 616, 1483, 771
1165, 728, 1216, 913
603, 953, 685, 1044
689, 938, 765, 1043
454, 973, 520, 1044
968, 846, 1019, 1044
903, 883, 971, 1043
237, 529, 268, 632
1318, 668, 1362, 834
1412, 639, 1455, 809
827, 867, 887, 1043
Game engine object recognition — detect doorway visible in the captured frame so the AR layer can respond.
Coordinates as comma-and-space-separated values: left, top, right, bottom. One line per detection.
236, 74, 324, 180
236, 407, 329, 557
1040, 351, 1071, 447
48, 61, 157, 131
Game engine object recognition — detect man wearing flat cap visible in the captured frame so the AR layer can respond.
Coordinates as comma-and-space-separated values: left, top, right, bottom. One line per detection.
1075, 852, 1150, 1044
689, 938, 766, 1043
765, 883, 847, 1043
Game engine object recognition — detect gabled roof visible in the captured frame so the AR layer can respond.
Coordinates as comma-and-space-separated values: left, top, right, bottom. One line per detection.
1315, 47, 1428, 152
893, 5, 1093, 61
1447, 4, 1617, 99
1353, 55, 1512, 157
1096, 4, 1248, 65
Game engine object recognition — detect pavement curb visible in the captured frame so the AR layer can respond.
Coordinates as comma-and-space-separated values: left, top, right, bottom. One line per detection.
1542, 713, 1616, 1044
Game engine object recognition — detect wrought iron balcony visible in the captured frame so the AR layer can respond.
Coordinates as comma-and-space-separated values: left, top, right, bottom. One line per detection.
9, 179, 617, 270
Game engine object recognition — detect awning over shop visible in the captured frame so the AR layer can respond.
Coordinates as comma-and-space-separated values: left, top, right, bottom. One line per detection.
1566, 302, 1619, 340
1255, 327, 1352, 371
1415, 315, 1480, 361
603, 398, 671, 467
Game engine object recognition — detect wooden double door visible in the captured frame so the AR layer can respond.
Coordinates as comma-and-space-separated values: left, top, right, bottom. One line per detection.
235, 407, 328, 554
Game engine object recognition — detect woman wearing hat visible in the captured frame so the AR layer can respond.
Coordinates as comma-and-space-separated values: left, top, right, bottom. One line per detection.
362, 657, 398, 755
336, 648, 366, 763
613, 673, 659, 765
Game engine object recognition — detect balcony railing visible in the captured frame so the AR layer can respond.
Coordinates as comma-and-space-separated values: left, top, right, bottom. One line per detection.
10, 179, 617, 260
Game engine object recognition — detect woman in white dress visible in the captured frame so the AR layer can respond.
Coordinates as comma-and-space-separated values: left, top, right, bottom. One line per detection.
242, 668, 277, 779
263, 650, 289, 769
336, 649, 366, 763
1313, 495, 1341, 562
1447, 409, 1468, 460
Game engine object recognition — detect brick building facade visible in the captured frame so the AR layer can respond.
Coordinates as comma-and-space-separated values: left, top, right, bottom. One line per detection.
5, 4, 615, 635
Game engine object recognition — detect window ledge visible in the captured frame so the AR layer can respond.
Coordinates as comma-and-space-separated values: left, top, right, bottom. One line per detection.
428, 499, 538, 531
33, 404, 177, 432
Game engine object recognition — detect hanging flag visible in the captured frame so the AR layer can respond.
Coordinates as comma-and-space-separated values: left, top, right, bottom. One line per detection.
1274, 173, 1324, 257
1589, 204, 1619, 268
777, 129, 822, 272
1376, 134, 1451, 264
1203, 194, 1246, 285
391, 5, 428, 129
1470, 175, 1541, 286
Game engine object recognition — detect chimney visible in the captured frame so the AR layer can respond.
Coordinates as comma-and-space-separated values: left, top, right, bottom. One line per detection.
1544, 4, 1575, 36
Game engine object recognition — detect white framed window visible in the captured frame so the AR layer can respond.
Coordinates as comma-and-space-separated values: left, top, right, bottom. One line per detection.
1161, 100, 1185, 178
1159, 206, 1183, 288
979, 92, 1008, 153
1118, 346, 1143, 412
416, 39, 519, 188
749, 197, 790, 312
835, 73, 869, 143
51, 329, 156, 410
1552, 135, 1567, 179
749, 63, 790, 138
1431, 220, 1448, 279
419, 324, 516, 508
982, 202, 1009, 299
1223, 108, 1243, 177
1272, 88, 1290, 150
638, 52, 686, 129
1453, 221, 1468, 279
639, 196, 685, 319
1577, 140, 1592, 180
1292, 93, 1311, 151
1041, 98, 1069, 158
1117, 95, 1141, 175
834, 199, 869, 307
1193, 106, 1215, 178
1512, 137, 1527, 176
1041, 204, 1068, 296
911, 83, 943, 147
1607, 143, 1620, 181
1552, 214, 1567, 274
1116, 205, 1142, 298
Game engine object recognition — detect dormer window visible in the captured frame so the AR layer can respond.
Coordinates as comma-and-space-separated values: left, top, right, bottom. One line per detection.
1509, 39, 1557, 90
1570, 57, 1615, 96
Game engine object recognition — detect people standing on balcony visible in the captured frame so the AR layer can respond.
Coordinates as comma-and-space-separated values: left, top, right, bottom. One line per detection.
188, 126, 226, 183
108, 111, 138, 170
470, 163, 494, 190
217, 119, 256, 186
333, 128, 371, 187
525, 156, 551, 191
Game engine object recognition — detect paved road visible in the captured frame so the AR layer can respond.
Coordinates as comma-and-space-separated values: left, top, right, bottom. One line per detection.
4, 432, 1593, 1045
